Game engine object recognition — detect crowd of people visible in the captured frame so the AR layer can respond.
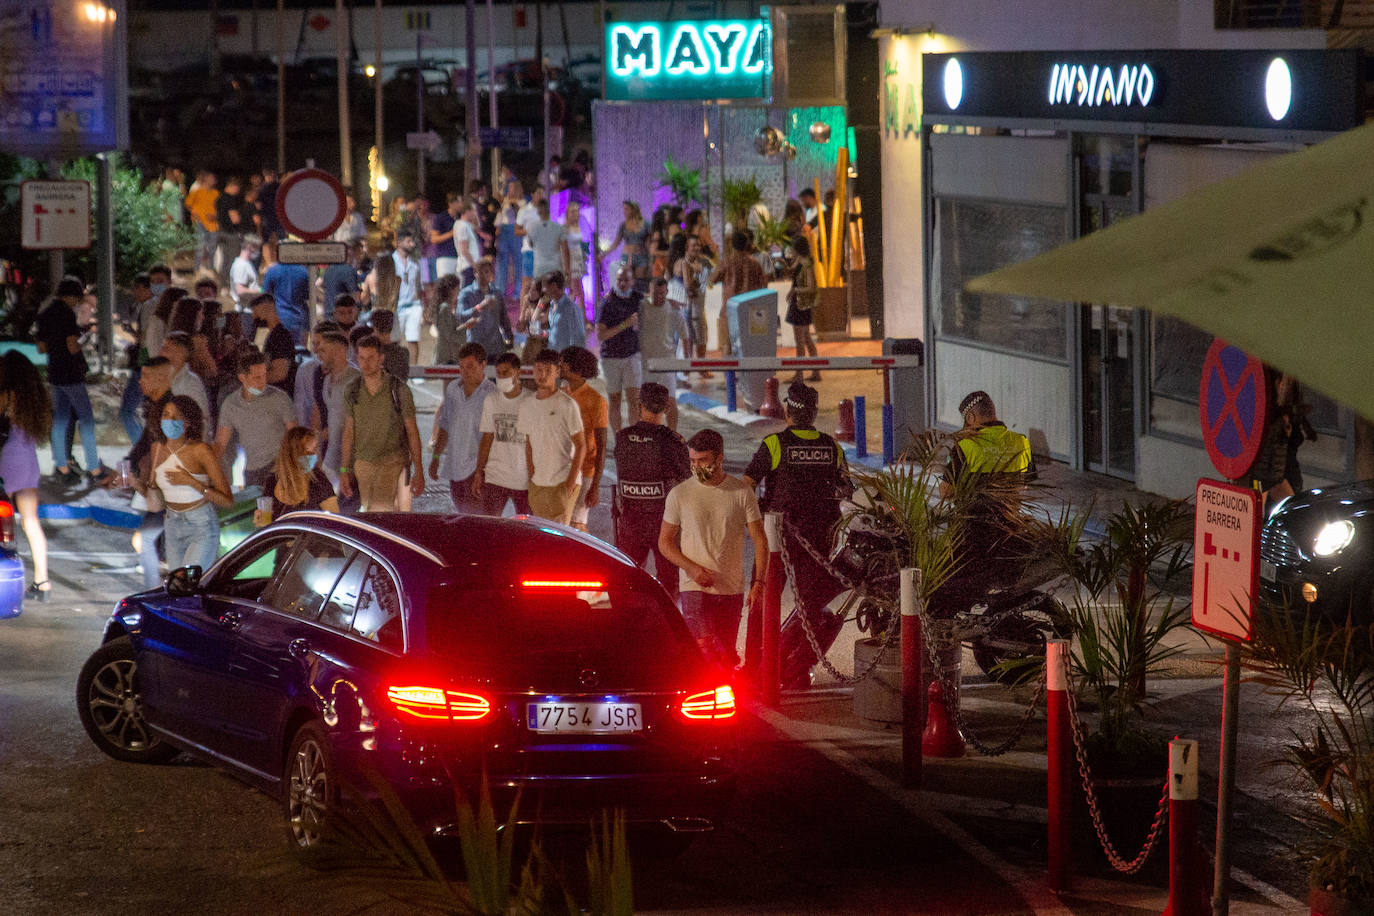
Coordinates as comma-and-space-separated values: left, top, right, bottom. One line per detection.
5, 162, 853, 676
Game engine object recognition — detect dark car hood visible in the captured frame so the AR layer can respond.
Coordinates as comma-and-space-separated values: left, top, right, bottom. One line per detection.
1269, 479, 1374, 542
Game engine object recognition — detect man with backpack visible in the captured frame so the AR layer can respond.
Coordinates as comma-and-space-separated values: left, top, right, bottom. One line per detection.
338, 335, 425, 511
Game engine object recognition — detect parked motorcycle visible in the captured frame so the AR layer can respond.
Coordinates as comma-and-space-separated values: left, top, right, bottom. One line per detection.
777, 513, 1070, 688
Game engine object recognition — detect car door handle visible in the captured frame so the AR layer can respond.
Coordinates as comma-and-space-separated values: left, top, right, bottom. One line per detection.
288, 638, 311, 660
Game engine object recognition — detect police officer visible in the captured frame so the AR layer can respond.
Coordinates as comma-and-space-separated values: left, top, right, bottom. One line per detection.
612, 382, 690, 599
936, 390, 1035, 612
742, 380, 851, 686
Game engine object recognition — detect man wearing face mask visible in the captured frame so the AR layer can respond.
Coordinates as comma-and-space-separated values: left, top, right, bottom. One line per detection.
595, 265, 643, 435
429, 342, 496, 514
213, 349, 297, 490
473, 351, 531, 515
659, 428, 767, 669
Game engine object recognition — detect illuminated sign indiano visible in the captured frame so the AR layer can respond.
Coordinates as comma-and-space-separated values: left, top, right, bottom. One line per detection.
604, 18, 772, 101
1047, 62, 1156, 108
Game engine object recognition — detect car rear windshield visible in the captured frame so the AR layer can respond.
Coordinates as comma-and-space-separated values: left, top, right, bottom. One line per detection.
424, 585, 703, 687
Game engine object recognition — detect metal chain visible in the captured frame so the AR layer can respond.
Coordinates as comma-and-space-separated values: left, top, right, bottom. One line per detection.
1064, 672, 1170, 873
774, 517, 1044, 757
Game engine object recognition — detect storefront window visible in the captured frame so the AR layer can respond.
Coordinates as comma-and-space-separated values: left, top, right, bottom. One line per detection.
932, 198, 1068, 361
1149, 314, 1346, 474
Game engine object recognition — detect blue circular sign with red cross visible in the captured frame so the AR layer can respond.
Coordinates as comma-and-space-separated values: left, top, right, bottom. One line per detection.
1199, 339, 1269, 480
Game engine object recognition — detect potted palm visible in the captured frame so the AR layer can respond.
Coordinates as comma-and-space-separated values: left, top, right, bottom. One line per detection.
656, 156, 701, 210
1244, 608, 1374, 914
721, 176, 763, 233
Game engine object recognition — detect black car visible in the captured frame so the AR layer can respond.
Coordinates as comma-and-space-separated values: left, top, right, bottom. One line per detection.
1259, 481, 1374, 622
76, 513, 737, 858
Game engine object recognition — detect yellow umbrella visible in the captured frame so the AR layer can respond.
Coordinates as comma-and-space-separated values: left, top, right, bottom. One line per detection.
966, 121, 1374, 418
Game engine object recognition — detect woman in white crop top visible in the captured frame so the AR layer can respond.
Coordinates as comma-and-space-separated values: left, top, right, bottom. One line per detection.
144, 396, 232, 576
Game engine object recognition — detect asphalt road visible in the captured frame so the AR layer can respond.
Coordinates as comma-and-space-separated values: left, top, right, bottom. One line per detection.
0, 396, 1327, 914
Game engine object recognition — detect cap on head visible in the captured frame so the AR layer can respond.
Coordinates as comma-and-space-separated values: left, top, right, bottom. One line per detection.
959, 390, 995, 421
785, 381, 818, 412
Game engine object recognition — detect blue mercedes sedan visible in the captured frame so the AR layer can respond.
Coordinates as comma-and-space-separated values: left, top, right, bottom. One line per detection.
76, 513, 738, 859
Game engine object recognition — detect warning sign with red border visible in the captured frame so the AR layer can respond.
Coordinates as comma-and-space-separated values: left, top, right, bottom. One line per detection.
1191, 478, 1260, 642
1199, 339, 1268, 480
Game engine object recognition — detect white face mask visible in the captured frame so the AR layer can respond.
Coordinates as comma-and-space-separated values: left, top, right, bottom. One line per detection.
496, 375, 518, 394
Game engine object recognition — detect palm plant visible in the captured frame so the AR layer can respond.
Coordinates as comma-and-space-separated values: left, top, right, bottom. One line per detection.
721, 176, 762, 230
656, 156, 701, 210
1245, 609, 1374, 905
752, 215, 792, 252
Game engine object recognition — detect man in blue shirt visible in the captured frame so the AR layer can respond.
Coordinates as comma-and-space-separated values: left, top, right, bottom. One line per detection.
261, 255, 310, 344
457, 257, 512, 360
393, 230, 424, 364
543, 271, 585, 351
428, 341, 495, 513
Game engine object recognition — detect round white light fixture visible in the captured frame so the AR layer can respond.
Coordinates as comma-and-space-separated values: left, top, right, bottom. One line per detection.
943, 58, 964, 110
1265, 57, 1292, 121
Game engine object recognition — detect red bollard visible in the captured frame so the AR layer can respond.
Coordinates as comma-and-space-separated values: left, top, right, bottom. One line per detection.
1046, 639, 1072, 894
758, 376, 785, 419
900, 568, 923, 789
1163, 738, 1208, 916
761, 513, 784, 708
835, 398, 856, 442
922, 680, 965, 757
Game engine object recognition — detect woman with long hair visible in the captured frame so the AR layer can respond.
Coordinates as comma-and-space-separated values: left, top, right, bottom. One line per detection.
605, 200, 650, 289
0, 351, 54, 600
146, 396, 232, 572
785, 236, 821, 380
563, 201, 588, 311
683, 208, 717, 262
254, 426, 337, 526
363, 250, 400, 313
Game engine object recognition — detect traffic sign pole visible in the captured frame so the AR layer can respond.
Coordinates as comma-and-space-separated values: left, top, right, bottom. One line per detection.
1213, 640, 1241, 916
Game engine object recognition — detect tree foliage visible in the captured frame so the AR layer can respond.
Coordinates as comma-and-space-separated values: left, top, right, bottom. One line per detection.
61, 155, 191, 288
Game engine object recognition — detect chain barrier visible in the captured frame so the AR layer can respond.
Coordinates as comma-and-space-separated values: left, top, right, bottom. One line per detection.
1064, 672, 1170, 873
776, 517, 1045, 756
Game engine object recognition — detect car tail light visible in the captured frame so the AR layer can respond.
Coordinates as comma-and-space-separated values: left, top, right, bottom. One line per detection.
521, 578, 605, 590
680, 686, 736, 720
387, 685, 492, 722
0, 501, 14, 545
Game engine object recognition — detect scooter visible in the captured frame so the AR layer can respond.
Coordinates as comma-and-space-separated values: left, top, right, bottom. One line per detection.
777, 513, 1069, 688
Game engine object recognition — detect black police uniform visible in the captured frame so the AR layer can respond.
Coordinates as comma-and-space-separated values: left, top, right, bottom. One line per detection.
612, 420, 690, 599
743, 425, 850, 680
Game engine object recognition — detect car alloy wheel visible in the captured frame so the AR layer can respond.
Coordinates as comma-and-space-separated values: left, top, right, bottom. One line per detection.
285, 722, 338, 858
76, 636, 178, 764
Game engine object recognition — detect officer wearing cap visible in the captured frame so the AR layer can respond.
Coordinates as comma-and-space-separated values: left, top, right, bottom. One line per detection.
612, 382, 690, 600
936, 390, 1036, 609
742, 380, 851, 684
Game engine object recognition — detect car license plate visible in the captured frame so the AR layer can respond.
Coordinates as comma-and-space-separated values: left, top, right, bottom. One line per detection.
1260, 560, 1277, 583
527, 702, 642, 735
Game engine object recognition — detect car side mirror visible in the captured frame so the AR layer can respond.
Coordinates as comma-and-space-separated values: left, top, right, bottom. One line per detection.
166, 565, 203, 597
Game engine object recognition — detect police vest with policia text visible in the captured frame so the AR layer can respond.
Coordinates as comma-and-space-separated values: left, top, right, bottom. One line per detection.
761, 427, 850, 518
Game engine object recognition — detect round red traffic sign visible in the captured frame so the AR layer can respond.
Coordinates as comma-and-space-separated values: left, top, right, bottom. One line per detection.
1199, 338, 1269, 480
275, 168, 347, 242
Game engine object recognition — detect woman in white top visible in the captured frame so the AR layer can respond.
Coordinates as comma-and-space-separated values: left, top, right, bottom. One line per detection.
563, 201, 588, 312
145, 396, 232, 575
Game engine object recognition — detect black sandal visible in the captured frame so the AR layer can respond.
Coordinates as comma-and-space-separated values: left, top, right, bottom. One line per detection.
26, 581, 49, 603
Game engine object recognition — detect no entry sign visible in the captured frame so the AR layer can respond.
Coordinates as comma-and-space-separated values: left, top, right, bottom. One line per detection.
1191, 479, 1259, 642
275, 168, 347, 242
1199, 339, 1268, 480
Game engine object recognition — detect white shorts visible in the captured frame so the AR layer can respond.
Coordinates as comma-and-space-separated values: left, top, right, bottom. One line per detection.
641, 367, 675, 393
398, 303, 423, 343
601, 354, 643, 394
434, 257, 459, 279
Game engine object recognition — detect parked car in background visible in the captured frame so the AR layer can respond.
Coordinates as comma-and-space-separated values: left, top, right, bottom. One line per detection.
76, 513, 737, 859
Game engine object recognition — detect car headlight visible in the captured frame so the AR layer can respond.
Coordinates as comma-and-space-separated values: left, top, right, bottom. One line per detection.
1312, 520, 1355, 557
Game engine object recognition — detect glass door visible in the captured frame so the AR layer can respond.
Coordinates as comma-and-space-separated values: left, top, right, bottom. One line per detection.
1079, 136, 1139, 479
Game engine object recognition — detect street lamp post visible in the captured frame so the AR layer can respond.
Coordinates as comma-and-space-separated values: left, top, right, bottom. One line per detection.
336, 0, 352, 188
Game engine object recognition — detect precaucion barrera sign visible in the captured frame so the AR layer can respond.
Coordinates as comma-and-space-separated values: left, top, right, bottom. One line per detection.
1191, 479, 1260, 642
20, 180, 91, 250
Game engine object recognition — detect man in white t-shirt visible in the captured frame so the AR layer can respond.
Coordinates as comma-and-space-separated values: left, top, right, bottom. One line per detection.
659, 428, 768, 668
515, 186, 545, 298
638, 278, 682, 430
474, 351, 532, 515
454, 203, 482, 287
229, 236, 261, 311
526, 199, 570, 283
517, 348, 585, 525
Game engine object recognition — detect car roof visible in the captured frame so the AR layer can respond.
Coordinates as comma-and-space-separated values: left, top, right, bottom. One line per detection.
279, 511, 639, 575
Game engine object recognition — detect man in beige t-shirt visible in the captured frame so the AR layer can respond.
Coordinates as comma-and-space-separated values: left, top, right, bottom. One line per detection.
659, 428, 768, 668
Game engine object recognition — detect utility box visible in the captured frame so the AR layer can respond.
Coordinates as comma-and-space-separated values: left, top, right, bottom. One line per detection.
727, 288, 779, 410
884, 337, 925, 454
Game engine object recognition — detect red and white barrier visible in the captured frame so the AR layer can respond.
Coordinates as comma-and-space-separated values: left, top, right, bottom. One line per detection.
645, 355, 921, 372
901, 567, 924, 789
1046, 638, 1072, 893
1164, 738, 1209, 916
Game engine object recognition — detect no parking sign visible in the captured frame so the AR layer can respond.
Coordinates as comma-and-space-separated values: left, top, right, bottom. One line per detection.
1198, 339, 1268, 480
